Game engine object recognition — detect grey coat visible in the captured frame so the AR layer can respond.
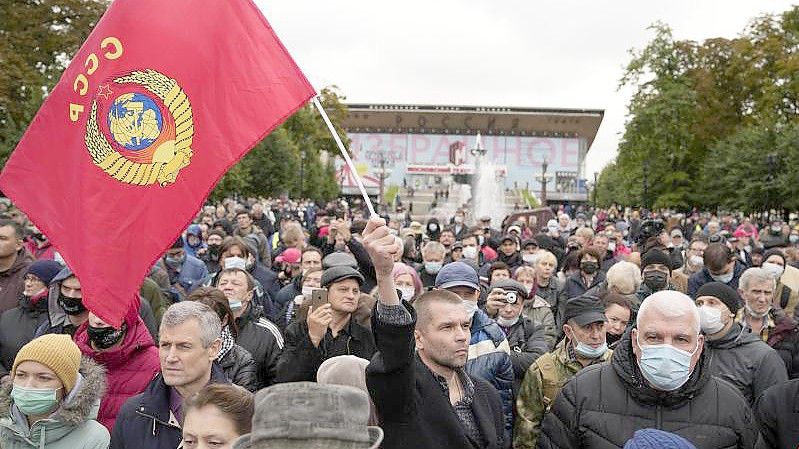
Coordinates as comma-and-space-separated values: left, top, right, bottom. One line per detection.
707, 322, 788, 404
0, 358, 109, 449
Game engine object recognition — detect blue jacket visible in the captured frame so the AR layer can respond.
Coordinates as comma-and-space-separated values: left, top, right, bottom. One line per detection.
687, 260, 747, 299
466, 308, 514, 444
110, 364, 229, 449
162, 254, 208, 295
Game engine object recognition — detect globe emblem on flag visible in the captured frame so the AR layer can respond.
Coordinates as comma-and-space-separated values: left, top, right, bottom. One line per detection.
85, 69, 195, 187
107, 93, 164, 151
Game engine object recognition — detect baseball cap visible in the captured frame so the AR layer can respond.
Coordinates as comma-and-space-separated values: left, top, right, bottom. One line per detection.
435, 261, 480, 291
275, 248, 301, 264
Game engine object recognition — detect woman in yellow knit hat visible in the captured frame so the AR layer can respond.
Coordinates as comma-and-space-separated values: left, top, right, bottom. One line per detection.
0, 334, 109, 448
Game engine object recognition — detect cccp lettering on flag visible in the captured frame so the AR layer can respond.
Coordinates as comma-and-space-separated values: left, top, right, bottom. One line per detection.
0, 0, 315, 327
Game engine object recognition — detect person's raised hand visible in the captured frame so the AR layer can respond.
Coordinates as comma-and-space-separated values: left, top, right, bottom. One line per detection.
363, 217, 402, 276
307, 303, 333, 347
337, 219, 352, 242
485, 288, 507, 317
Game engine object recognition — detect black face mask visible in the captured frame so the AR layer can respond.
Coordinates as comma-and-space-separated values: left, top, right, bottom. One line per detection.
606, 332, 622, 346
581, 262, 599, 275
87, 323, 126, 349
643, 271, 668, 291
207, 244, 221, 261
58, 293, 87, 316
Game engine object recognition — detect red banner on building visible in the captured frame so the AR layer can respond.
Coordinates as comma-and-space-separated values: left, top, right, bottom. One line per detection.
0, 0, 315, 326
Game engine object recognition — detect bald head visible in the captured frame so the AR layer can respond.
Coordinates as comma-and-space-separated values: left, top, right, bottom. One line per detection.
638, 290, 700, 334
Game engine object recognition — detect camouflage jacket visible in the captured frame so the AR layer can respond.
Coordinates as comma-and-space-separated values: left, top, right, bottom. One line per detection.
512, 339, 612, 449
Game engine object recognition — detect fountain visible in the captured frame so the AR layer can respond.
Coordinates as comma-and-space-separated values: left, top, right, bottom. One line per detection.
470, 133, 508, 225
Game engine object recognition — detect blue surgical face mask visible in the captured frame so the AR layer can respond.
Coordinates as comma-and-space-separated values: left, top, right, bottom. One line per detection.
572, 335, 608, 359
424, 261, 443, 275
636, 333, 699, 391
710, 270, 734, 284
228, 299, 243, 312
11, 385, 61, 416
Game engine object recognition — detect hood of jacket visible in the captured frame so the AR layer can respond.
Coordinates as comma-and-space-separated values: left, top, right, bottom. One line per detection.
73, 299, 156, 369
45, 267, 76, 331
611, 328, 712, 408
0, 357, 106, 445
707, 322, 759, 350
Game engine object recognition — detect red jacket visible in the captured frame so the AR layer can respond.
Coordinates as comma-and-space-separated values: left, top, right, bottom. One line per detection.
74, 301, 160, 431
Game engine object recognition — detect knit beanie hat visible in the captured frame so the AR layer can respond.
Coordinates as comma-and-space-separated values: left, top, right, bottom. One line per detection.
624, 428, 697, 449
26, 260, 63, 285
12, 334, 82, 393
641, 250, 672, 272
695, 281, 741, 314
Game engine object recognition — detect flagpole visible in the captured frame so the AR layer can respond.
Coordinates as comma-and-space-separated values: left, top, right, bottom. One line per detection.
312, 96, 377, 218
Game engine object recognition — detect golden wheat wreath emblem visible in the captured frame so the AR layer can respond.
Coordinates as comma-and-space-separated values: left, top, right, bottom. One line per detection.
85, 69, 194, 186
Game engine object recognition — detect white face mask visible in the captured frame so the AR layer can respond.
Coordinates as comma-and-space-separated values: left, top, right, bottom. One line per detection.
454, 216, 464, 224
522, 253, 537, 264
399, 286, 415, 302
698, 305, 725, 334
224, 256, 247, 270
689, 255, 704, 267
762, 262, 784, 279
462, 246, 478, 260
301, 286, 314, 296
496, 315, 519, 327
463, 300, 479, 320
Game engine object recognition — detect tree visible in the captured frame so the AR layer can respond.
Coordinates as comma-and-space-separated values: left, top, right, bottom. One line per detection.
210, 86, 347, 201
1, 0, 108, 162
609, 8, 799, 211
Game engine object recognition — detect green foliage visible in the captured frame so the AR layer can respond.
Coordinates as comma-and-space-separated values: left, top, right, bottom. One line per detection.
1, 1, 342, 202
600, 9, 799, 212
1, 0, 109, 161
209, 86, 345, 202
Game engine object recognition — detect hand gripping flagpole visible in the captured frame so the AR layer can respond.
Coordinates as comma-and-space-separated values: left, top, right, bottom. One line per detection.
313, 96, 377, 218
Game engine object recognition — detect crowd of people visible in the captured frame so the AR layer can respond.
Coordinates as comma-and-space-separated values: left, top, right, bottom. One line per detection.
0, 195, 797, 448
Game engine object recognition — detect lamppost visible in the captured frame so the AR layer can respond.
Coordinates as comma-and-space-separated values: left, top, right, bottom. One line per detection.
593, 171, 599, 207
536, 157, 550, 207
375, 152, 392, 213
642, 158, 650, 210
766, 153, 778, 221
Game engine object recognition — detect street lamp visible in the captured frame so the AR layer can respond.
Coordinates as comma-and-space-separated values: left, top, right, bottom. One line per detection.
593, 171, 599, 207
535, 156, 551, 207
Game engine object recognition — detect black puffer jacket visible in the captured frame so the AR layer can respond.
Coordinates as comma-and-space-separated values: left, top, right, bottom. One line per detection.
707, 322, 788, 404
235, 304, 283, 389
218, 343, 259, 392
754, 379, 799, 449
0, 294, 49, 377
538, 330, 762, 449
500, 316, 551, 394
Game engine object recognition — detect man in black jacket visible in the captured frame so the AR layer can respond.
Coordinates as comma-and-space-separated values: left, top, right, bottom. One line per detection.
754, 379, 799, 449
216, 267, 283, 388
111, 301, 230, 449
362, 218, 506, 449
276, 265, 375, 382
538, 290, 761, 449
695, 281, 787, 403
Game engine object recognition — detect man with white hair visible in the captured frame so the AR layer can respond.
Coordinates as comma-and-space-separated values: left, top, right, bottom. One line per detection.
537, 291, 760, 449
736, 267, 799, 379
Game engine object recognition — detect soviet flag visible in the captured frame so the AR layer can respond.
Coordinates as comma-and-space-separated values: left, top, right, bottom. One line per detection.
0, 0, 315, 326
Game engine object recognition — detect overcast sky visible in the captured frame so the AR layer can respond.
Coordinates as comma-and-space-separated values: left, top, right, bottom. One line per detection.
255, 1, 796, 175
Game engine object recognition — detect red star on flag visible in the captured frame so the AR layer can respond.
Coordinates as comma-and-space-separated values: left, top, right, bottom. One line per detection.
97, 84, 113, 100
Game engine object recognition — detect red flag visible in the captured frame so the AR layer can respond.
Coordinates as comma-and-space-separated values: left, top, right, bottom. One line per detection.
0, 0, 315, 327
